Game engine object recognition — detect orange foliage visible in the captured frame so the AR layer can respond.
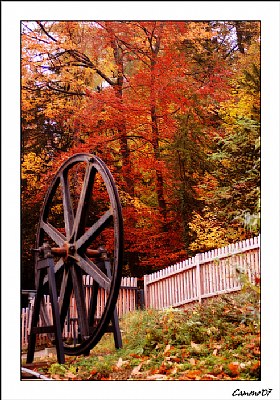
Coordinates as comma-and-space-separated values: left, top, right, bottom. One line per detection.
21, 21, 258, 280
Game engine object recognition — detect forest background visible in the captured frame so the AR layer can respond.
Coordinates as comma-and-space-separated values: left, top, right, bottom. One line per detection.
21, 20, 261, 289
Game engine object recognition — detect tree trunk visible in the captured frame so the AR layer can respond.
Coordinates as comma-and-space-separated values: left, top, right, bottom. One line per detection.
150, 50, 167, 228
112, 39, 135, 197
234, 21, 245, 54
150, 104, 167, 225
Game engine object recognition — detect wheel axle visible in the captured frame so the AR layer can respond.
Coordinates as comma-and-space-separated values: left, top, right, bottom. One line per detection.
33, 243, 104, 258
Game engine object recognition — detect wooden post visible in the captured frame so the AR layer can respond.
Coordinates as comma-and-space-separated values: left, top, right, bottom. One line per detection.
26, 254, 65, 364
104, 258, 122, 349
195, 254, 202, 303
143, 275, 148, 309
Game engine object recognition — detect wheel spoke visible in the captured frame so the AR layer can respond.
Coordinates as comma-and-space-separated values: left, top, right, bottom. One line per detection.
41, 221, 66, 247
60, 172, 74, 240
88, 281, 99, 326
76, 209, 113, 251
76, 256, 111, 291
58, 267, 73, 326
43, 258, 64, 285
70, 267, 89, 338
72, 163, 96, 241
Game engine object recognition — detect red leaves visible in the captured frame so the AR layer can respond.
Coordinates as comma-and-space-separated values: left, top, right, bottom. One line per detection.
180, 369, 203, 380
254, 275, 261, 285
228, 362, 240, 377
90, 368, 98, 376
250, 360, 261, 377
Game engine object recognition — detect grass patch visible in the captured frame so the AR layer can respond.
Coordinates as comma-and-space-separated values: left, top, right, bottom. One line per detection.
37, 286, 260, 380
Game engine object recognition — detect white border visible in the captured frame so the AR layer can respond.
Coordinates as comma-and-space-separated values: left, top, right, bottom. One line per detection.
2, 1, 280, 399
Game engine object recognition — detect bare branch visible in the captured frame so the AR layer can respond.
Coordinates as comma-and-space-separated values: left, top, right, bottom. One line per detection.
46, 83, 86, 96
37, 21, 58, 42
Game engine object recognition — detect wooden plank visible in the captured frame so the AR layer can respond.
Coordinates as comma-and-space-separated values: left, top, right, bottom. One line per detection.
22, 309, 26, 346
164, 267, 169, 307
183, 263, 189, 302
155, 272, 159, 309
150, 278, 154, 308
209, 261, 214, 294
143, 275, 149, 308
205, 263, 209, 295
172, 266, 176, 305
179, 262, 184, 304
146, 261, 196, 284
123, 276, 128, 315
213, 259, 218, 293
186, 269, 190, 301
128, 277, 132, 311
195, 254, 201, 303
191, 265, 196, 300
158, 272, 162, 308
122, 277, 127, 315
163, 271, 167, 307
173, 266, 178, 305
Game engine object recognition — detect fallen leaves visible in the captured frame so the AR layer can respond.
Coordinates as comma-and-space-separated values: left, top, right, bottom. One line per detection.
190, 341, 203, 352
180, 369, 202, 380
64, 371, 77, 379
90, 368, 98, 376
51, 374, 61, 380
115, 357, 129, 369
250, 360, 261, 377
146, 374, 168, 380
228, 362, 240, 377
130, 362, 145, 376
189, 357, 196, 366
40, 293, 260, 381
212, 344, 222, 356
163, 344, 171, 355
206, 326, 219, 335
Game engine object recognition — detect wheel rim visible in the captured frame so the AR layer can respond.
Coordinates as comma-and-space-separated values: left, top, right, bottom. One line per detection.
35, 153, 123, 355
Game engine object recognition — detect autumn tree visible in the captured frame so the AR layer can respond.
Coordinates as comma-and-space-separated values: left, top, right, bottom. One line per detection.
21, 20, 260, 286
188, 21, 261, 252
164, 21, 234, 254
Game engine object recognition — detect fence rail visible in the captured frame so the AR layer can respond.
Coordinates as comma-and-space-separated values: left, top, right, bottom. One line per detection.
144, 236, 260, 309
21, 276, 138, 347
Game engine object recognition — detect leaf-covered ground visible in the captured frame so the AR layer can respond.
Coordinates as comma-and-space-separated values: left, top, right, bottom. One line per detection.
24, 288, 260, 381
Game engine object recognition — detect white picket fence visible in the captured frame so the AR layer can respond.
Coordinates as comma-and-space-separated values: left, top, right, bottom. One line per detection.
144, 236, 260, 309
21, 276, 138, 347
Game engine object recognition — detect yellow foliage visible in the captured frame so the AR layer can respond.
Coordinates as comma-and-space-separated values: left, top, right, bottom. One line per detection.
22, 152, 42, 176
218, 40, 260, 131
21, 152, 46, 191
189, 208, 246, 253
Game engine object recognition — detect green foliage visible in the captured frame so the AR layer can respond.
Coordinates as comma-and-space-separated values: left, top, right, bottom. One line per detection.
168, 114, 213, 252
48, 363, 68, 376
209, 54, 260, 232
40, 289, 260, 380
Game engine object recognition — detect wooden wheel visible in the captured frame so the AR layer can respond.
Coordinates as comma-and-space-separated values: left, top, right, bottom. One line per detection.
35, 153, 123, 355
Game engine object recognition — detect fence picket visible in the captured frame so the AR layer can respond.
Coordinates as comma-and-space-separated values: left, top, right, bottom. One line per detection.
22, 276, 139, 347
144, 236, 260, 310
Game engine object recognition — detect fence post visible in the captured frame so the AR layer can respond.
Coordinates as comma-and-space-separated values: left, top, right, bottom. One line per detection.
137, 289, 145, 310
143, 275, 148, 309
195, 254, 202, 303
